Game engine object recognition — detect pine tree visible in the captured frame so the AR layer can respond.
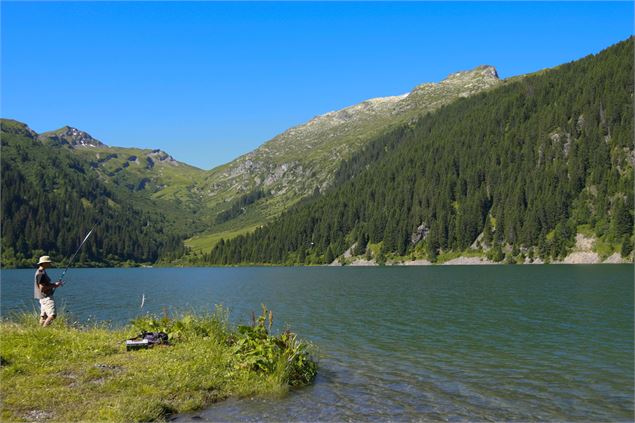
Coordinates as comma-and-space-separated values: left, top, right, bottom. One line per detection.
482, 217, 493, 247
621, 237, 633, 258
376, 245, 387, 266
613, 199, 633, 240
325, 245, 335, 264
365, 246, 372, 261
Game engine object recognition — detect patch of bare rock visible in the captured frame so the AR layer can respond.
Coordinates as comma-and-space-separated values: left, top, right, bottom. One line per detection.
348, 258, 377, 266
561, 252, 601, 264
603, 253, 627, 264
442, 257, 494, 265
402, 259, 432, 266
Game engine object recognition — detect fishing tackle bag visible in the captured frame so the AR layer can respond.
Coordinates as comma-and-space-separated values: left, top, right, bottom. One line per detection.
141, 331, 169, 345
125, 331, 169, 350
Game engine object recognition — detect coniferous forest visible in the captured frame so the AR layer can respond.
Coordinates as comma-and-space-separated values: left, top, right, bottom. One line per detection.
1, 38, 633, 268
207, 38, 634, 265
1, 121, 186, 267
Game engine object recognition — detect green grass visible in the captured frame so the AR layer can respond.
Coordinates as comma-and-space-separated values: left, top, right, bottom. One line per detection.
73, 145, 207, 208
183, 190, 305, 254
366, 242, 383, 258
185, 224, 261, 253
592, 237, 620, 260
576, 224, 595, 238
545, 229, 556, 242
0, 308, 317, 422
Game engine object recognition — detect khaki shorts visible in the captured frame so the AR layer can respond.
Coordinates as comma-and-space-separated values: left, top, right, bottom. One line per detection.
39, 297, 56, 318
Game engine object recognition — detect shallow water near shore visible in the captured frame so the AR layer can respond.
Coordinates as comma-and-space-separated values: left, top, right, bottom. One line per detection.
2, 265, 633, 421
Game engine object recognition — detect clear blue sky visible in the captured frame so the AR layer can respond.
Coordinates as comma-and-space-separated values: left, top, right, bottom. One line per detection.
2, 1, 633, 170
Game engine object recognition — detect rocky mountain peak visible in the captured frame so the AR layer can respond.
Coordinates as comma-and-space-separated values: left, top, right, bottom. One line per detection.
407, 65, 501, 103
442, 65, 499, 82
40, 126, 106, 148
299, 65, 500, 130
479, 65, 499, 79
147, 149, 180, 166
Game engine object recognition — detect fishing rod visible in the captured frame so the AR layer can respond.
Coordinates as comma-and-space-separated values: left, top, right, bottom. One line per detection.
59, 224, 97, 283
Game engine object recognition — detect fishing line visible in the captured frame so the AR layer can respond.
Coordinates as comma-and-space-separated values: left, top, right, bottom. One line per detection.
59, 224, 97, 283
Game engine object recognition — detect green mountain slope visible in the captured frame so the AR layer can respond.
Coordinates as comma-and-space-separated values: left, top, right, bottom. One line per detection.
37, 126, 209, 235
3, 65, 503, 262
206, 38, 634, 265
0, 120, 187, 267
187, 65, 502, 251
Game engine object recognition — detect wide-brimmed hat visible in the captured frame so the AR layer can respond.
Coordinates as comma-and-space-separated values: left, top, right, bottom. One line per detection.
37, 255, 53, 265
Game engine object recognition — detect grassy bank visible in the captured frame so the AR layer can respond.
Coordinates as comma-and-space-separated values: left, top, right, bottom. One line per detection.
0, 307, 317, 422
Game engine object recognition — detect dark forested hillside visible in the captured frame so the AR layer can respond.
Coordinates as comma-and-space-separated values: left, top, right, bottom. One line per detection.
207, 38, 634, 265
1, 120, 186, 267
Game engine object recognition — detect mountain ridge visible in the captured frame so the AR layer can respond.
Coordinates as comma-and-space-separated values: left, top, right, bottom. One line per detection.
0, 120, 187, 267
185, 64, 504, 253
205, 37, 634, 265
0, 64, 522, 259
204, 64, 501, 198
2, 62, 551, 264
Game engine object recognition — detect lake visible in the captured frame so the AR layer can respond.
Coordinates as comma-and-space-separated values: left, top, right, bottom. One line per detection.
1, 265, 633, 421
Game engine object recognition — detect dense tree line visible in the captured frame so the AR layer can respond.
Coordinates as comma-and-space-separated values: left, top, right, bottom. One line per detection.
1, 121, 187, 267
207, 38, 634, 265
215, 189, 269, 224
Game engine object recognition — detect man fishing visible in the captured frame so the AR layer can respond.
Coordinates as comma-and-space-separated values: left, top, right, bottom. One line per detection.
32, 227, 95, 326
34, 255, 64, 326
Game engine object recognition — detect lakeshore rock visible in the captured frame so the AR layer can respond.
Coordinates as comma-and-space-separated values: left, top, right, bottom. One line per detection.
574, 233, 594, 250
402, 259, 432, 266
442, 257, 494, 265
526, 257, 545, 264
603, 253, 627, 264
562, 251, 601, 264
560, 233, 601, 264
348, 258, 377, 266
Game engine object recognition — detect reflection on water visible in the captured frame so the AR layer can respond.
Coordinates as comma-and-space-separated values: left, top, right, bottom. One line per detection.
2, 265, 633, 421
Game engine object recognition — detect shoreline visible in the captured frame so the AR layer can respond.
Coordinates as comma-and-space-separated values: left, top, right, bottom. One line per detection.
0, 311, 317, 422
2, 258, 631, 270
347, 257, 631, 266
6, 236, 632, 269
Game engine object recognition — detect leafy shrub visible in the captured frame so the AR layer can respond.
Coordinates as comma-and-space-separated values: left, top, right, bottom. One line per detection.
131, 305, 318, 387
230, 305, 317, 386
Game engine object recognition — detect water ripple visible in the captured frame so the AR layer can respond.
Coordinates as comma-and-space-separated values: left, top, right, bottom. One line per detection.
2, 265, 633, 421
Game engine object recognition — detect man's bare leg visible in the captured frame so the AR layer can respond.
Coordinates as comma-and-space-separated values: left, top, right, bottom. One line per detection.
42, 315, 55, 327
40, 314, 47, 326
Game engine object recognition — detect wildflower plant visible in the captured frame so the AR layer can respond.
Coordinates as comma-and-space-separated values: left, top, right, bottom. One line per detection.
230, 305, 318, 386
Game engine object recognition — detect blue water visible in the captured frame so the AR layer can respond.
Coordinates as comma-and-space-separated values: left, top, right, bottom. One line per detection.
2, 265, 633, 421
